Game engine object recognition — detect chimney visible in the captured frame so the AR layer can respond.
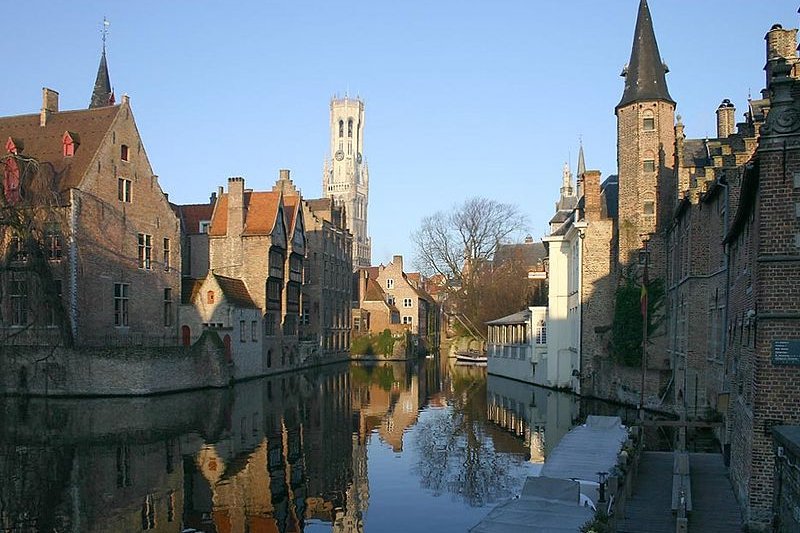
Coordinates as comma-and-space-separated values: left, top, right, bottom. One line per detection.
716, 99, 736, 138
765, 25, 799, 89
582, 171, 602, 221
359, 270, 368, 305
393, 255, 403, 272
279, 169, 290, 181
210, 191, 217, 205
227, 177, 246, 236
40, 88, 59, 127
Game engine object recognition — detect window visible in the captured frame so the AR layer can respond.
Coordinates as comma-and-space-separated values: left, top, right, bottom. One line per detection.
163, 238, 170, 271
199, 220, 211, 233
338, 120, 344, 138
402, 316, 413, 325
265, 313, 276, 336
403, 298, 413, 308
63, 137, 75, 157
46, 226, 62, 261
387, 295, 395, 306
207, 290, 215, 304
348, 118, 353, 138
10, 273, 28, 326
118, 178, 131, 202
138, 233, 152, 269
141, 494, 155, 530
301, 304, 310, 325
386, 278, 394, 289
251, 320, 258, 341
534, 320, 547, 344
120, 144, 129, 162
163, 288, 173, 327
354, 316, 361, 331
643, 110, 655, 131
643, 201, 655, 216
240, 320, 246, 341
643, 159, 655, 172
114, 283, 129, 327
10, 236, 27, 263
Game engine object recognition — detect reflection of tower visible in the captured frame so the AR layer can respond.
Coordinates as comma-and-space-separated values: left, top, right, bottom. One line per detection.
333, 433, 368, 533
323, 96, 371, 268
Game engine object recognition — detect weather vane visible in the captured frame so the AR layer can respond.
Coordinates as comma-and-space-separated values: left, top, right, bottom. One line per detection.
101, 17, 110, 49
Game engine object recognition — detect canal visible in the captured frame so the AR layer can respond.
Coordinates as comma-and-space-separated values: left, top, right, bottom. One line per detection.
0, 357, 640, 532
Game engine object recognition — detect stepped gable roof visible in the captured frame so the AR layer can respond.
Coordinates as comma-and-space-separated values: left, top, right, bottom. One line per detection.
208, 191, 282, 237
724, 159, 760, 245
306, 197, 333, 211
0, 105, 121, 193
617, 0, 674, 108
486, 309, 531, 326
172, 203, 214, 234
214, 275, 259, 309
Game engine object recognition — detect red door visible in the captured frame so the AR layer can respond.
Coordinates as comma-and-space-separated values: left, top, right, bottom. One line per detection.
181, 325, 191, 346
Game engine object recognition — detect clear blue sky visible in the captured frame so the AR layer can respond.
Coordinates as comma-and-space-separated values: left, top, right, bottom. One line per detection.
2, 1, 797, 266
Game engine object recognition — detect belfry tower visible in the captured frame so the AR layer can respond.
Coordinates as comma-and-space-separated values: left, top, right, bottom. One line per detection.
323, 96, 371, 268
616, 0, 675, 270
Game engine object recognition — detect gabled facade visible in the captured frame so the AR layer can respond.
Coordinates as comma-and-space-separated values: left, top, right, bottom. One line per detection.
204, 177, 293, 372
0, 82, 180, 347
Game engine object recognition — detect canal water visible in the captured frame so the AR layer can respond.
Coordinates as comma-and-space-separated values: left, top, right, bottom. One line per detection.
0, 357, 639, 532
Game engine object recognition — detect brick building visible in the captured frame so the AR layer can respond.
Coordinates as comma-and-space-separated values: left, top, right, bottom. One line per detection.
273, 169, 353, 360
0, 48, 180, 347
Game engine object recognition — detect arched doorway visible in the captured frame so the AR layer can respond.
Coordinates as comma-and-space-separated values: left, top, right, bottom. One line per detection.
181, 325, 191, 346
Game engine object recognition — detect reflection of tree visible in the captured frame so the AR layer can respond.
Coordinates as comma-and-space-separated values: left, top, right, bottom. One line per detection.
412, 368, 517, 507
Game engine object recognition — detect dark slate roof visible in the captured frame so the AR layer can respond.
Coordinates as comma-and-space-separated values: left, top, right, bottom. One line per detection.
617, 0, 674, 108
550, 212, 576, 237
0, 105, 121, 194
601, 175, 619, 218
214, 275, 259, 309
90, 49, 114, 109
486, 309, 530, 326
549, 210, 572, 225
494, 241, 547, 268
682, 139, 711, 167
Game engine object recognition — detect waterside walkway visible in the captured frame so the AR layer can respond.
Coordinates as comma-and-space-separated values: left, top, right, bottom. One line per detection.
617, 451, 743, 533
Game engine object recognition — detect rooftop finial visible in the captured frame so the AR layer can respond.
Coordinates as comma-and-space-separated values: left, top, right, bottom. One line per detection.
101, 17, 110, 50
577, 140, 586, 177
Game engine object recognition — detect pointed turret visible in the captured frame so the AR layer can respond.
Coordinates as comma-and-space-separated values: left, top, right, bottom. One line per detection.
617, 0, 673, 109
577, 144, 586, 177
89, 47, 114, 108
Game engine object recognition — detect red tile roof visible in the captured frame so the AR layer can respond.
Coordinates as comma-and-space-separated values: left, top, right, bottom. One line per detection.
208, 191, 282, 237
0, 105, 121, 193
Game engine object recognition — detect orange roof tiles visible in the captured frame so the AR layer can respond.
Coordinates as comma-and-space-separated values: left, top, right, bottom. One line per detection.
208, 190, 282, 237
172, 203, 214, 234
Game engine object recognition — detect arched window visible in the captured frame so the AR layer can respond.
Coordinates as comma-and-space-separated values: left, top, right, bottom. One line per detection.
181, 325, 191, 346
338, 120, 344, 138
643, 110, 655, 131
207, 290, 215, 304
348, 118, 353, 138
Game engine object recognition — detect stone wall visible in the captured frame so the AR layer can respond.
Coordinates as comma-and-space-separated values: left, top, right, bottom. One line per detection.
0, 331, 231, 396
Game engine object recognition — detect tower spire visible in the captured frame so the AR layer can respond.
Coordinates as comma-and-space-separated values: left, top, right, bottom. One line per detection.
577, 141, 586, 177
617, 0, 673, 109
90, 18, 115, 109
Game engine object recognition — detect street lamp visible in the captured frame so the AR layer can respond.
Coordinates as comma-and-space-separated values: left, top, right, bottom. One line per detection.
597, 471, 608, 503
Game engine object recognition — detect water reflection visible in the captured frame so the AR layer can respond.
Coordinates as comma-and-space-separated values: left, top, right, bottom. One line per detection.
0, 358, 616, 533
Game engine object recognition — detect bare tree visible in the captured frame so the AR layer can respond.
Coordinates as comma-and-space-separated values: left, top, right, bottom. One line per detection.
412, 197, 528, 326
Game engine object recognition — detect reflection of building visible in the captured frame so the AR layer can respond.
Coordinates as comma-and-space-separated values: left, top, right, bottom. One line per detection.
486, 375, 577, 463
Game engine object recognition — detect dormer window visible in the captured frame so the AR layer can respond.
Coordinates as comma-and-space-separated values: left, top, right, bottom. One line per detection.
63, 131, 79, 157
120, 144, 129, 162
